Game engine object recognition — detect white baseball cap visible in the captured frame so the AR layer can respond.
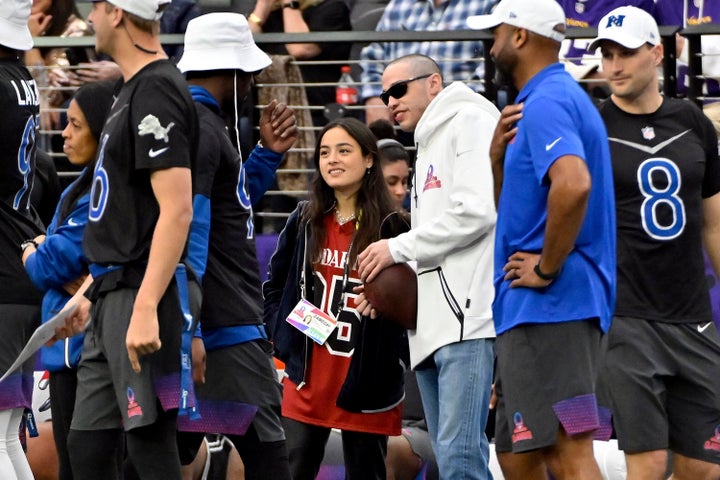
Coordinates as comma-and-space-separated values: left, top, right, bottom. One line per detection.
588, 6, 660, 52
467, 0, 566, 43
0, 0, 33, 51
94, 0, 171, 21
563, 61, 598, 81
177, 13, 272, 74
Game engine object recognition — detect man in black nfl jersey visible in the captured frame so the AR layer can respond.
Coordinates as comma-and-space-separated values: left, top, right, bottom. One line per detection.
60, 0, 200, 479
175, 12, 299, 480
0, 1, 44, 478
590, 7, 720, 480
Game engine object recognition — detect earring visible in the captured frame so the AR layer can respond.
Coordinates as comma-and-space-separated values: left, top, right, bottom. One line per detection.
366, 167, 371, 176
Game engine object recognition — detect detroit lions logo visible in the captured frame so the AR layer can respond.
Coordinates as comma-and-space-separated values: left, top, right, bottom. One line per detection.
138, 115, 175, 143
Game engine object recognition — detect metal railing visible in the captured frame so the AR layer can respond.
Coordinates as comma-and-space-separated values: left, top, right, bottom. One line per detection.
32, 24, 713, 225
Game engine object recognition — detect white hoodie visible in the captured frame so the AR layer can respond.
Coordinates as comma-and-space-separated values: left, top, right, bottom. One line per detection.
388, 82, 499, 368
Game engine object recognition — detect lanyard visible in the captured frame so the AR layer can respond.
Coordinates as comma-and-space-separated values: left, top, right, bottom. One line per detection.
334, 236, 355, 318
333, 209, 361, 318
175, 264, 201, 421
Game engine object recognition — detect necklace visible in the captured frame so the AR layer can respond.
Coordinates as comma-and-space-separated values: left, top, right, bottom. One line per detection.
335, 208, 356, 225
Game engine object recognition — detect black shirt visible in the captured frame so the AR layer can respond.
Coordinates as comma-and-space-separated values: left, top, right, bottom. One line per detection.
263, 0, 352, 126
600, 97, 720, 322
84, 60, 198, 267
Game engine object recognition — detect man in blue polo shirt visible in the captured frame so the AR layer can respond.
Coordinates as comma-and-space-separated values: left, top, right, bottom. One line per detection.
468, 0, 616, 478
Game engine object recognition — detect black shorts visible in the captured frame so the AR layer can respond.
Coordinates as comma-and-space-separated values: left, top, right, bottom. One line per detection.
72, 279, 200, 431
182, 339, 285, 442
495, 320, 603, 453
597, 316, 720, 464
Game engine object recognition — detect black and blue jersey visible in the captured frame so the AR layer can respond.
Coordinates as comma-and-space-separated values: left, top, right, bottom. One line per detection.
600, 97, 720, 322
187, 88, 283, 342
83, 60, 198, 268
0, 58, 43, 305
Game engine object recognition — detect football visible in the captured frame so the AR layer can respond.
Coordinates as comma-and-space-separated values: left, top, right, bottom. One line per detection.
364, 263, 417, 329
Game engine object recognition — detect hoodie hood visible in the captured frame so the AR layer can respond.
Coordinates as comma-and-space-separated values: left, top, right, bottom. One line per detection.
415, 82, 499, 146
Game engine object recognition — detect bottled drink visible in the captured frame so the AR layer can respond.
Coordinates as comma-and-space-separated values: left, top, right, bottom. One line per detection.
335, 66, 357, 105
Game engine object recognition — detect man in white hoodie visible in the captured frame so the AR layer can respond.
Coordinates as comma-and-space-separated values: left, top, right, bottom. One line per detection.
357, 53, 499, 480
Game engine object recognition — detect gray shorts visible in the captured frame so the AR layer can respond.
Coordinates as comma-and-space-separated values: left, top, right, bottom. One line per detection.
190, 339, 285, 442
495, 320, 604, 453
72, 281, 199, 431
401, 420, 437, 480
598, 316, 720, 463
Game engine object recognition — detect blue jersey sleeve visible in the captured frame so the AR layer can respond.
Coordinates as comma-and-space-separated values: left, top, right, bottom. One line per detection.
244, 146, 283, 206
187, 193, 210, 282
24, 194, 89, 291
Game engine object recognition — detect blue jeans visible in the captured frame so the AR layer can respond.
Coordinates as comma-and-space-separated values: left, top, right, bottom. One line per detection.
415, 338, 495, 480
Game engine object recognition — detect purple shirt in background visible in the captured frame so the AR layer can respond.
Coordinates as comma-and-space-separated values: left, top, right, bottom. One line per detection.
558, 0, 657, 62
704, 251, 720, 330
656, 0, 720, 97
655, 0, 720, 26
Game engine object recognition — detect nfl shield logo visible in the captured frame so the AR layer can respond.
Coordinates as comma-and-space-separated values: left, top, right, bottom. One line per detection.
641, 126, 655, 140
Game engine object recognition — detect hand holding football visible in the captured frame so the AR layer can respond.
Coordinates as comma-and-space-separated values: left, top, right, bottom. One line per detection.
363, 263, 417, 329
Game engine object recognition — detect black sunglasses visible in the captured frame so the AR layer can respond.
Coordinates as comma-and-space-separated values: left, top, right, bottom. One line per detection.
380, 73, 433, 105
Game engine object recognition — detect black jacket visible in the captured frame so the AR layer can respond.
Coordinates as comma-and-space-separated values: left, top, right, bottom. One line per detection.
263, 202, 410, 413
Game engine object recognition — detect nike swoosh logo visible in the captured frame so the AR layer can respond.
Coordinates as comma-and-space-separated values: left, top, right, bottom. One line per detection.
698, 322, 714, 333
67, 218, 79, 227
609, 129, 692, 154
545, 137, 562, 151
148, 147, 169, 158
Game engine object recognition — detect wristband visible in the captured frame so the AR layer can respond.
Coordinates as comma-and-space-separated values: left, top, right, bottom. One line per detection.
20, 239, 38, 253
533, 261, 560, 281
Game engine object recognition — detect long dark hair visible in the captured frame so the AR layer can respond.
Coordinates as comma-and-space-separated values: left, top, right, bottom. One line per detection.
46, 0, 83, 37
57, 81, 115, 222
305, 117, 399, 267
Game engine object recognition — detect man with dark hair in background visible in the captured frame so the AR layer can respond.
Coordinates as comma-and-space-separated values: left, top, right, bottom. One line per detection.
176, 12, 299, 480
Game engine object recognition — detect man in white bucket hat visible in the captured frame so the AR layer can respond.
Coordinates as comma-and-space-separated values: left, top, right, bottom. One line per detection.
591, 6, 720, 480
468, 0, 617, 479
175, 12, 298, 480
0, 1, 44, 479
